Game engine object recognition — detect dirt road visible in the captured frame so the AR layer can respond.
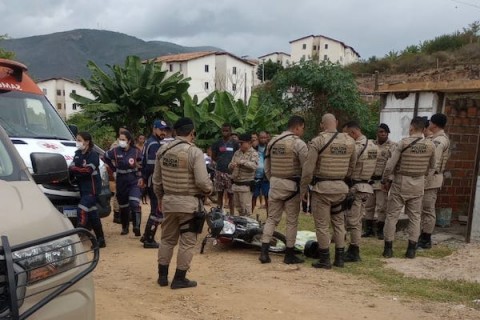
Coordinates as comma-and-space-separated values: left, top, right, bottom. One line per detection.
93, 208, 479, 320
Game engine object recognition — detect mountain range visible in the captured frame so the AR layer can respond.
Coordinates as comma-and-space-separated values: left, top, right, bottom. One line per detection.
1, 29, 221, 81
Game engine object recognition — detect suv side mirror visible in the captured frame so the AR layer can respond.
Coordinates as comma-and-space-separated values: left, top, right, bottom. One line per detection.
30, 152, 68, 184
68, 124, 78, 137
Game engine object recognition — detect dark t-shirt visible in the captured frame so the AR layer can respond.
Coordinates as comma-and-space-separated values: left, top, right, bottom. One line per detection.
211, 139, 239, 173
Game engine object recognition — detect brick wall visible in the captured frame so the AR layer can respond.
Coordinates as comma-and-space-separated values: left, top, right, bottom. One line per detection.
437, 96, 480, 218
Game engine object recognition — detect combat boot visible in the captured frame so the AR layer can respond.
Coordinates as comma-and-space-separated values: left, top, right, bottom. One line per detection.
157, 264, 169, 287
120, 210, 129, 235
417, 233, 432, 249
361, 219, 375, 237
405, 240, 417, 259
113, 211, 121, 224
382, 241, 393, 258
259, 243, 271, 264
312, 248, 331, 269
92, 224, 106, 248
170, 269, 197, 289
344, 244, 361, 262
141, 221, 159, 249
376, 221, 385, 240
132, 211, 142, 237
283, 247, 304, 264
333, 247, 344, 268
97, 237, 106, 248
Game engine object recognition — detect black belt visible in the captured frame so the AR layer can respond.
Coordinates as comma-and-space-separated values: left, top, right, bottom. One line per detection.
233, 180, 254, 186
312, 176, 343, 184
352, 180, 370, 185
371, 175, 382, 180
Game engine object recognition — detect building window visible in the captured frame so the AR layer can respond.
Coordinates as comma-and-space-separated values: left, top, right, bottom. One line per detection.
57, 103, 62, 110
62, 90, 65, 96
233, 66, 237, 75
42, 88, 47, 94
56, 90, 61, 96
325, 44, 328, 49
313, 45, 317, 50
179, 64, 183, 71
302, 44, 306, 50
204, 82, 209, 90
72, 103, 77, 110
72, 89, 76, 94
205, 65, 209, 72
323, 55, 328, 61
232, 84, 237, 91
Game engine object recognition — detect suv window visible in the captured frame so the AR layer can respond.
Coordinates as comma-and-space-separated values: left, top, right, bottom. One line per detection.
0, 130, 29, 182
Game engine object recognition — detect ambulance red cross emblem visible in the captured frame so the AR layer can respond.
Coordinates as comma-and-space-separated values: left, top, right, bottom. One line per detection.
42, 143, 59, 150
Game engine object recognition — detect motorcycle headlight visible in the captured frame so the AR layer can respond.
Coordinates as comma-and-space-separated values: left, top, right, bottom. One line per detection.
12, 238, 75, 284
221, 220, 236, 235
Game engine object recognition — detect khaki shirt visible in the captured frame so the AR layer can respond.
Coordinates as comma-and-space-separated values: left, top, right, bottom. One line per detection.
265, 131, 308, 200
371, 139, 396, 190
300, 130, 357, 196
229, 147, 259, 192
352, 135, 374, 194
152, 136, 213, 213
383, 133, 436, 195
425, 130, 450, 190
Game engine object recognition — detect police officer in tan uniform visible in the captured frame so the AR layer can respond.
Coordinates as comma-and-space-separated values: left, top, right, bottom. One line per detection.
300, 113, 357, 269
362, 123, 396, 240
259, 116, 308, 264
382, 116, 436, 259
152, 117, 213, 289
419, 113, 450, 249
342, 121, 378, 262
229, 133, 259, 216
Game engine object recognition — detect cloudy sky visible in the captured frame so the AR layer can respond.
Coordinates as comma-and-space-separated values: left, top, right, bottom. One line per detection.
1, 0, 479, 59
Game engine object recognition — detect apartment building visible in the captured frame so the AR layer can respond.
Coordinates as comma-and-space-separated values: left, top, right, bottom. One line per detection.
258, 52, 291, 68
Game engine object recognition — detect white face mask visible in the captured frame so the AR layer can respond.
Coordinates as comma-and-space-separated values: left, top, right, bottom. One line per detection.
118, 140, 128, 148
76, 141, 85, 150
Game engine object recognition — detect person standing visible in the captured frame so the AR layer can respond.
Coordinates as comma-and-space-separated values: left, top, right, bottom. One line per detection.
362, 123, 396, 240
419, 114, 450, 249
382, 116, 436, 259
153, 117, 213, 289
259, 116, 308, 264
252, 131, 270, 213
70, 131, 106, 248
211, 124, 238, 214
140, 119, 170, 249
110, 126, 129, 224
104, 130, 144, 236
229, 133, 259, 216
300, 114, 357, 269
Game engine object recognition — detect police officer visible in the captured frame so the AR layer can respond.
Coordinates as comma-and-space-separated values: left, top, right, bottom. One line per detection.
342, 121, 378, 262
229, 133, 259, 216
382, 116, 436, 259
362, 123, 396, 239
104, 130, 144, 236
153, 117, 213, 289
259, 116, 308, 264
300, 113, 357, 269
140, 119, 170, 249
419, 113, 450, 249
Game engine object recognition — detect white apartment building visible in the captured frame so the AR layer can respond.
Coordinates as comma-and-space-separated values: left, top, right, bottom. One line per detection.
289, 35, 360, 66
150, 51, 256, 102
258, 52, 291, 68
37, 78, 94, 120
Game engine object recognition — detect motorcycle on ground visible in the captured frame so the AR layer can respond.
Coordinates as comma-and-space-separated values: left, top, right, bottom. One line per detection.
200, 207, 287, 254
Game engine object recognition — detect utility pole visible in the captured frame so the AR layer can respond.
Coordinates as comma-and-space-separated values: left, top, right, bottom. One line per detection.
262, 59, 265, 83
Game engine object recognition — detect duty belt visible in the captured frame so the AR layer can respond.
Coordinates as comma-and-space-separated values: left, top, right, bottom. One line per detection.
311, 176, 343, 185
352, 179, 370, 184
233, 180, 254, 186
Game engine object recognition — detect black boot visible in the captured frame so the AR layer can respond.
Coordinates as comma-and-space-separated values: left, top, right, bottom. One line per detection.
120, 209, 129, 235
92, 224, 106, 248
132, 211, 141, 237
382, 241, 393, 258
113, 211, 121, 224
141, 220, 159, 248
376, 221, 385, 240
361, 220, 375, 237
405, 240, 417, 259
344, 244, 361, 262
417, 233, 432, 249
157, 264, 169, 287
259, 243, 271, 264
312, 248, 331, 269
170, 269, 197, 289
283, 247, 304, 264
333, 248, 344, 268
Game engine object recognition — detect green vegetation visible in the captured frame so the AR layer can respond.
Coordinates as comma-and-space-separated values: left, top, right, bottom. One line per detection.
256, 59, 284, 81
0, 34, 15, 59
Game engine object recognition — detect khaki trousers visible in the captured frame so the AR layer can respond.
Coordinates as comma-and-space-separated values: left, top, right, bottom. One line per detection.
421, 188, 439, 234
384, 190, 423, 242
262, 194, 300, 247
234, 191, 252, 216
346, 191, 371, 246
364, 189, 387, 222
158, 212, 197, 271
311, 192, 346, 249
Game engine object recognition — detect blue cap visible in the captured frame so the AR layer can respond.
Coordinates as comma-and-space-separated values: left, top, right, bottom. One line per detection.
154, 119, 169, 129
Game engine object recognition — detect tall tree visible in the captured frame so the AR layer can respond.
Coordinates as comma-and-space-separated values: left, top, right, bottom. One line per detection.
71, 55, 190, 135
257, 59, 284, 82
0, 34, 15, 59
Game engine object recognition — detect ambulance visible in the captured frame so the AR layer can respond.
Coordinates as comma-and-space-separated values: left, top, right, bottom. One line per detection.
0, 58, 112, 221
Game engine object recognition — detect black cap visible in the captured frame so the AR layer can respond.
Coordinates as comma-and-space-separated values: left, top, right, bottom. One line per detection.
430, 113, 447, 129
174, 117, 194, 130
238, 133, 252, 142
378, 123, 390, 133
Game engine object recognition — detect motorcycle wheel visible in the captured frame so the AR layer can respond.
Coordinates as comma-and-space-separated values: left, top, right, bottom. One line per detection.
250, 229, 287, 253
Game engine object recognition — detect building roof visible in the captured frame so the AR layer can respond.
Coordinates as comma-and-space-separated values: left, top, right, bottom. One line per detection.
289, 34, 360, 57
376, 80, 480, 93
258, 52, 291, 59
148, 51, 256, 66
37, 77, 79, 84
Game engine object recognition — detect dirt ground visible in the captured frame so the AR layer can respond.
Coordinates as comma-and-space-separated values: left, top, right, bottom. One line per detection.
93, 205, 480, 320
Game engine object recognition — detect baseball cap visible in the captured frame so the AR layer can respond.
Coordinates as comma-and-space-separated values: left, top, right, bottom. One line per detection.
154, 119, 169, 129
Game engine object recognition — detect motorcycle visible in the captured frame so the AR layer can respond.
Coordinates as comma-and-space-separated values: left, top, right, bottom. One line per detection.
200, 207, 287, 254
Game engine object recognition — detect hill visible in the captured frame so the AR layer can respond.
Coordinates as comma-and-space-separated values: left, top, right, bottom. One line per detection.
1, 29, 221, 80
